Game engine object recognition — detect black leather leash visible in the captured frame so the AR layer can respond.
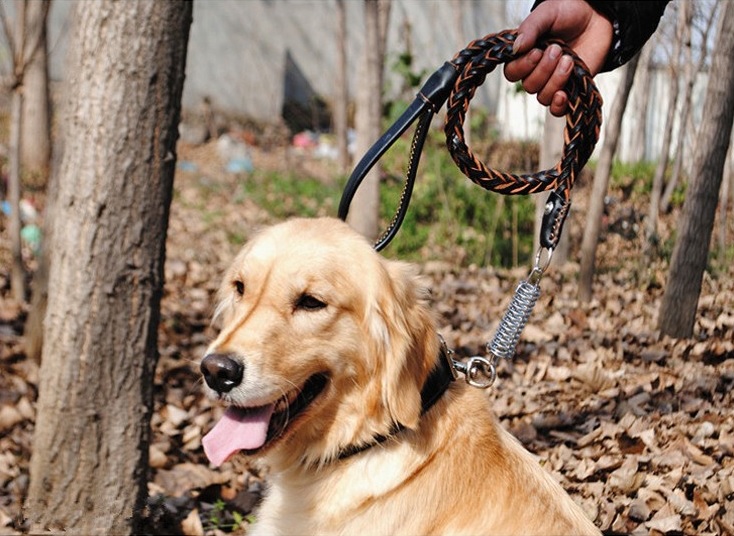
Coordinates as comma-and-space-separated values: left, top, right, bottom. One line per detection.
337, 29, 603, 253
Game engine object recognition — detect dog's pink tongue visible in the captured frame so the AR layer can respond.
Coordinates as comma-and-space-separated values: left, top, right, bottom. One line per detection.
203, 404, 275, 466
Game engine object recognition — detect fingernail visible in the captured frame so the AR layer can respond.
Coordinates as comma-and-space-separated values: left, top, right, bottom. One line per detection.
513, 34, 525, 55
548, 44, 561, 60
528, 48, 543, 64
553, 92, 567, 112
559, 55, 573, 74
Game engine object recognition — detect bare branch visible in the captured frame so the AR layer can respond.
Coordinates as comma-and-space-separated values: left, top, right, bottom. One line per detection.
0, 1, 18, 75
22, 0, 51, 68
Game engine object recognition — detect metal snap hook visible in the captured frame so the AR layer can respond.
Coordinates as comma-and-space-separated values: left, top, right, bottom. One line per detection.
462, 356, 497, 389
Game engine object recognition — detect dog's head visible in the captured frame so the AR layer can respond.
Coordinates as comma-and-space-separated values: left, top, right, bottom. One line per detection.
201, 217, 438, 467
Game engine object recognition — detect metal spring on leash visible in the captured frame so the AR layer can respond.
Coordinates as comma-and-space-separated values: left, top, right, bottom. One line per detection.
487, 247, 551, 361
488, 276, 541, 360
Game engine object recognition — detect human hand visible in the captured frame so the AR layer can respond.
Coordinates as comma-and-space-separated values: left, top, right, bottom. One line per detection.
504, 0, 613, 116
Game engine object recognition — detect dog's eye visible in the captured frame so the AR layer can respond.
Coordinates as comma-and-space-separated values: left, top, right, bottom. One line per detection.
295, 294, 327, 311
233, 280, 245, 297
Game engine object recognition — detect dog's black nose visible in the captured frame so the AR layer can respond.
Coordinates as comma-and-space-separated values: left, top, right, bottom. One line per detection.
200, 353, 244, 393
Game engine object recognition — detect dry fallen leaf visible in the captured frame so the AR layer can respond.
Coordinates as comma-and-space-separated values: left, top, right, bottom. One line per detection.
2, 139, 732, 535
181, 508, 204, 536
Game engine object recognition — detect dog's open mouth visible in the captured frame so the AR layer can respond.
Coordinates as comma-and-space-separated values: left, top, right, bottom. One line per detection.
202, 373, 329, 466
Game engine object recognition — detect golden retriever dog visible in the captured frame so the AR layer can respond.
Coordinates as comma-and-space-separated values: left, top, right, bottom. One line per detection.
200, 217, 599, 535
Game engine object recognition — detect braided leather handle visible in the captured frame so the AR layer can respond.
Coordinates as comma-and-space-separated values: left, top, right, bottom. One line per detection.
444, 30, 603, 205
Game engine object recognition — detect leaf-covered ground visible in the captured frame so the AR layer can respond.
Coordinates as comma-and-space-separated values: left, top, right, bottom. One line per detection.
1, 137, 733, 535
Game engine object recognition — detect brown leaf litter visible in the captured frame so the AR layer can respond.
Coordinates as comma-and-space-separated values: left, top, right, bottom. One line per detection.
1, 140, 733, 535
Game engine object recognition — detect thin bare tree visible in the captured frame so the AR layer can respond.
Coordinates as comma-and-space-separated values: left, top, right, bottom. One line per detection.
660, 1, 718, 214
659, 1, 734, 338
334, 0, 350, 174
20, 0, 51, 186
0, 0, 49, 303
534, 112, 568, 264
578, 55, 641, 302
347, 0, 391, 240
720, 143, 733, 261
627, 45, 653, 163
645, 2, 687, 250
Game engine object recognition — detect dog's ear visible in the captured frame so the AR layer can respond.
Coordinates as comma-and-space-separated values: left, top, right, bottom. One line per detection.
369, 259, 437, 430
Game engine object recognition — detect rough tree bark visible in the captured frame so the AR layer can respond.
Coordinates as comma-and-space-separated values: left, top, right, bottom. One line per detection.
25, 1, 192, 533
659, 2, 734, 338
347, 0, 391, 240
578, 56, 640, 302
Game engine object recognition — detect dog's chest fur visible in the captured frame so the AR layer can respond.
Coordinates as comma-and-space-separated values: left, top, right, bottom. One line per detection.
247, 387, 600, 536
252, 445, 437, 535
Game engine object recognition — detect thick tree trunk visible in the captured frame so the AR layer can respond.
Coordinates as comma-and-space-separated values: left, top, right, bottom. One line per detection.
659, 2, 734, 338
25, 1, 192, 533
347, 0, 390, 240
578, 56, 640, 302
20, 0, 51, 187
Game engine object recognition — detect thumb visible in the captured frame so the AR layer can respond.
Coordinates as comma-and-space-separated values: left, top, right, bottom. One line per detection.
513, 8, 554, 55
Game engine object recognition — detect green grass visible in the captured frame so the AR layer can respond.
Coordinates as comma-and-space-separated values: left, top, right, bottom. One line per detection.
377, 131, 535, 266
238, 130, 537, 268
241, 170, 341, 219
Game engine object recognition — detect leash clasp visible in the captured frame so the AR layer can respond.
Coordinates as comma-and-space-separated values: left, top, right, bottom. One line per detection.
441, 335, 497, 389
453, 355, 498, 389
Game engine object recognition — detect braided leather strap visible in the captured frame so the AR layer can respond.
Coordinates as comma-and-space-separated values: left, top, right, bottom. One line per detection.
444, 30, 603, 204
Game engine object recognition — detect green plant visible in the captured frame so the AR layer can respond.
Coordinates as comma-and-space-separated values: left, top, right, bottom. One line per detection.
203, 498, 252, 533
241, 170, 340, 219
235, 122, 537, 267
377, 130, 536, 267
607, 160, 656, 198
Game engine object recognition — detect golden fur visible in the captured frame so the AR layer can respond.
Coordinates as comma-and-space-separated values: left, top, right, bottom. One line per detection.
204, 217, 600, 535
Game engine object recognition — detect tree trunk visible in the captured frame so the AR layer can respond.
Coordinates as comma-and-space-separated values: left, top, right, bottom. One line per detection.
578, 56, 640, 302
661, 1, 718, 214
720, 144, 732, 261
20, 0, 51, 188
25, 1, 192, 534
645, 6, 685, 249
334, 0, 349, 174
21, 0, 53, 362
659, 2, 734, 338
8, 87, 24, 304
661, 2, 693, 215
534, 112, 568, 264
628, 45, 652, 163
347, 0, 390, 240
453, 0, 469, 148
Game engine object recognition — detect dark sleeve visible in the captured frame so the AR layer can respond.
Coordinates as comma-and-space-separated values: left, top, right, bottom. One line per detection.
531, 0, 671, 72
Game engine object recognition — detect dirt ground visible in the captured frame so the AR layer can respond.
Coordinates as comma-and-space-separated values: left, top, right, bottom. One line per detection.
1, 136, 733, 535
